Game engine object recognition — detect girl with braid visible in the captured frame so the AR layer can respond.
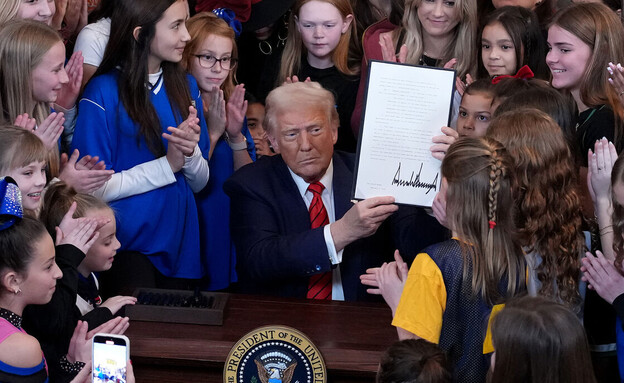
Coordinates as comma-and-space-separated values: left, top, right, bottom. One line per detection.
392, 137, 526, 383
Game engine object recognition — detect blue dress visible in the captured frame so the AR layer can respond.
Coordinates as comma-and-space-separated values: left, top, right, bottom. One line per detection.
72, 70, 210, 279
196, 121, 255, 290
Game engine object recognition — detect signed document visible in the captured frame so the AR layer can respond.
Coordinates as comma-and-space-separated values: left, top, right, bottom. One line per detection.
352, 60, 456, 207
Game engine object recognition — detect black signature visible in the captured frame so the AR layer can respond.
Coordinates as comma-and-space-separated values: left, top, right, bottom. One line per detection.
391, 162, 439, 194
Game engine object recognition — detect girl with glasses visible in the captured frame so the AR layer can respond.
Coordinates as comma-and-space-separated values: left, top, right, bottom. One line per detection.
181, 11, 256, 291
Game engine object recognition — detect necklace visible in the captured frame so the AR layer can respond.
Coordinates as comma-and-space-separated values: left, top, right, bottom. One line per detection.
0, 308, 21, 329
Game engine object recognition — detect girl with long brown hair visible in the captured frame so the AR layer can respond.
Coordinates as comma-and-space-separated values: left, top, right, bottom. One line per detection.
72, 0, 210, 295
546, 2, 624, 163
393, 137, 526, 382
487, 108, 585, 312
489, 296, 597, 383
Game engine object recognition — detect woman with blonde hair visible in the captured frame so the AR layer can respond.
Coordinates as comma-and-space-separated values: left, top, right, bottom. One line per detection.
350, 0, 477, 135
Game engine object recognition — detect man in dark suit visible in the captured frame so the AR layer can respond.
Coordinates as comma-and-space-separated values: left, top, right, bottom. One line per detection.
224, 82, 443, 301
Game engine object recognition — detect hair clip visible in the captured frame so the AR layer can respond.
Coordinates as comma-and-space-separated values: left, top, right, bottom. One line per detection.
213, 8, 242, 38
491, 65, 535, 85
0, 177, 23, 231
488, 220, 497, 229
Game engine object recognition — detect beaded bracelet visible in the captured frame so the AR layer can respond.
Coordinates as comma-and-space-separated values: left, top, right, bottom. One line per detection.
60, 355, 86, 374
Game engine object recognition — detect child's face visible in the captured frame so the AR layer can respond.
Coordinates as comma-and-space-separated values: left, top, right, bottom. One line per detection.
457, 92, 493, 138
81, 208, 120, 274
17, 0, 55, 25
481, 22, 517, 77
189, 34, 233, 93
296, 1, 353, 67
417, 0, 460, 40
19, 233, 62, 305
246, 102, 266, 134
31, 41, 68, 104
6, 161, 47, 211
148, 0, 190, 72
546, 25, 592, 92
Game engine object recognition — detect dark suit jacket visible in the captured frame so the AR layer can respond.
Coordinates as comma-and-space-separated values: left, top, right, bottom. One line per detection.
224, 151, 449, 301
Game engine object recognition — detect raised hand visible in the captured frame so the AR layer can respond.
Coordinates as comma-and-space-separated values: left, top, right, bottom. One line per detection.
59, 149, 114, 193
163, 106, 200, 155
74, 154, 107, 171
87, 317, 130, 338
582, 250, 624, 304
163, 106, 200, 171
225, 84, 248, 140
204, 87, 226, 142
587, 138, 618, 204
608, 62, 624, 106
380, 32, 407, 63
55, 51, 84, 110
35, 112, 65, 150
361, 250, 408, 314
13, 113, 36, 131
252, 132, 274, 157
56, 218, 99, 254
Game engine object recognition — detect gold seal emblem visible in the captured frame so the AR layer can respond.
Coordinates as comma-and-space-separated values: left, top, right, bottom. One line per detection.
223, 325, 327, 383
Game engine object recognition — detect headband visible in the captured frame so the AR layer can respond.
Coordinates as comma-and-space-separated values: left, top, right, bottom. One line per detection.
0, 177, 23, 231
491, 65, 535, 85
213, 8, 242, 38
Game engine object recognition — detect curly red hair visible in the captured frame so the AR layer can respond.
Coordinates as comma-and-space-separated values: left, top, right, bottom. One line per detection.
488, 108, 585, 308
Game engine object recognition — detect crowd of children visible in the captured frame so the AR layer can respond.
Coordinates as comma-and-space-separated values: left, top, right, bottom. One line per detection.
2, 0, 624, 381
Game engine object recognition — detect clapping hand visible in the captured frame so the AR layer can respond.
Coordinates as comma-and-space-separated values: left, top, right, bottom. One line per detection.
59, 149, 114, 193
587, 137, 617, 205
360, 250, 408, 314
225, 84, 248, 141
55, 51, 84, 110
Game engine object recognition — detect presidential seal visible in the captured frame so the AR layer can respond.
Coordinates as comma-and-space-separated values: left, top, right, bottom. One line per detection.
223, 325, 327, 383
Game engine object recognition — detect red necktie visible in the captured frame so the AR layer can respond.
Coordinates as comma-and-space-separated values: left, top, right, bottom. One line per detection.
306, 182, 332, 300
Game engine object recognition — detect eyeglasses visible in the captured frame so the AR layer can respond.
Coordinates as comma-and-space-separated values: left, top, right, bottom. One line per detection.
194, 54, 238, 70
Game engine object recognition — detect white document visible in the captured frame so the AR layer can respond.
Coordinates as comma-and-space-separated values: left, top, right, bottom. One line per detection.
352, 60, 456, 207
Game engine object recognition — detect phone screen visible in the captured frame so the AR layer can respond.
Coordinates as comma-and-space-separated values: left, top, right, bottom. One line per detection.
92, 335, 128, 383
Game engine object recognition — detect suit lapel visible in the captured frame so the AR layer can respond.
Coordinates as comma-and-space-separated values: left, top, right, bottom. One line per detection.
274, 155, 312, 231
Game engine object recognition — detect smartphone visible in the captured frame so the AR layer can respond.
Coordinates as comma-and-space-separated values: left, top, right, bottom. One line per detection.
92, 334, 130, 383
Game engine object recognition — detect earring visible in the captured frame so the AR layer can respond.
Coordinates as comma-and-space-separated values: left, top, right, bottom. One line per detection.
13, 288, 20, 294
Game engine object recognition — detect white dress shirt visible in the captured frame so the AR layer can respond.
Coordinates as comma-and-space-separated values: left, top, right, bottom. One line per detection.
288, 160, 345, 301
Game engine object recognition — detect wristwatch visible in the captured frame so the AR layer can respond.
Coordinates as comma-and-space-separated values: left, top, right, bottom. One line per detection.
226, 133, 248, 151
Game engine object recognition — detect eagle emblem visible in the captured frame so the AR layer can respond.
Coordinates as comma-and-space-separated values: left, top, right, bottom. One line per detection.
254, 351, 297, 383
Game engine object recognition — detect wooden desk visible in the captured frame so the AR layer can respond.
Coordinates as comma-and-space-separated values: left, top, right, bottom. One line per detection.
126, 294, 396, 382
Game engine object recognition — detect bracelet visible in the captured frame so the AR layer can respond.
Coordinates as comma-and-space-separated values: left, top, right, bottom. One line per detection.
600, 224, 614, 234
600, 229, 614, 236
226, 133, 248, 151
60, 355, 86, 374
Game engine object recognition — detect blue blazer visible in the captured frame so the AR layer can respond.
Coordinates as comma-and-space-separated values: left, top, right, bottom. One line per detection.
224, 151, 448, 301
